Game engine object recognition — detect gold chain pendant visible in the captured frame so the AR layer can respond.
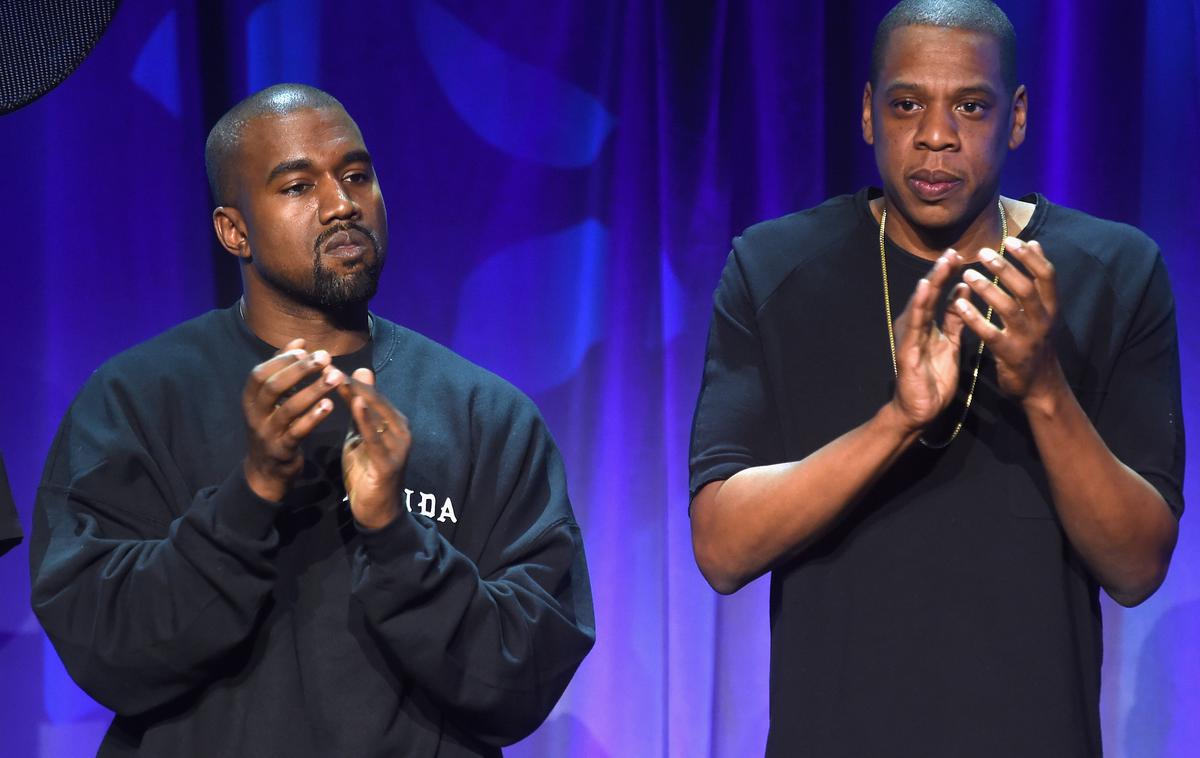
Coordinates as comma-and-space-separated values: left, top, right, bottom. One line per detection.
879, 200, 1007, 449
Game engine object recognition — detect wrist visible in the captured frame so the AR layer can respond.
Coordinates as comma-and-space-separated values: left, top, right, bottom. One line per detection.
876, 401, 924, 448
354, 505, 400, 531
243, 460, 288, 502
1020, 362, 1071, 420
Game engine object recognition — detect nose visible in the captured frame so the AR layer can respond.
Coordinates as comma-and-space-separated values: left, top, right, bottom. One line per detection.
914, 107, 959, 152
318, 179, 360, 224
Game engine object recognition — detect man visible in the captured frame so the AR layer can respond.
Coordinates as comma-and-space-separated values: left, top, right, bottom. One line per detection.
31, 84, 594, 757
689, 2, 1183, 756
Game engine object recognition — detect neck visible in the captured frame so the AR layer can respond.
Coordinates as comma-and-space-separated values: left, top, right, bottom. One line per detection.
240, 288, 371, 355
873, 194, 1006, 263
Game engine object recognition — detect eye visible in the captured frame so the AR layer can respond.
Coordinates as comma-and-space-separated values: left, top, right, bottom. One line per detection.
344, 171, 370, 184
892, 99, 921, 114
282, 183, 311, 196
959, 101, 987, 115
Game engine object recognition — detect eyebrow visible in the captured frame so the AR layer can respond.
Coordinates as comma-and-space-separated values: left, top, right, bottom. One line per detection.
265, 150, 373, 185
339, 149, 373, 168
884, 81, 999, 98
266, 158, 313, 185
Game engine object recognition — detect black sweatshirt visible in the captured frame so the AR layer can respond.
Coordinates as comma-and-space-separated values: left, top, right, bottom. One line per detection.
31, 306, 595, 757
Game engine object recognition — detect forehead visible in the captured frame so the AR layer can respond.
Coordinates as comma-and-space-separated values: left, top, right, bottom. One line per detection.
236, 107, 367, 179
878, 25, 1004, 90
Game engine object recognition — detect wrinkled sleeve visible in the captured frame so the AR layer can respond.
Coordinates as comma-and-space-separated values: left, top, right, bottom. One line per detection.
1092, 250, 1186, 517
30, 377, 282, 716
350, 398, 594, 747
688, 247, 782, 501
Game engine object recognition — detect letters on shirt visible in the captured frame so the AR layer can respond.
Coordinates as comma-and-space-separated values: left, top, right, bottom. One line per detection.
403, 488, 458, 524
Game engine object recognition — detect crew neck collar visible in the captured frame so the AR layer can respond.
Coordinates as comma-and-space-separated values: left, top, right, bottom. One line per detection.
855, 186, 1050, 271
221, 303, 381, 371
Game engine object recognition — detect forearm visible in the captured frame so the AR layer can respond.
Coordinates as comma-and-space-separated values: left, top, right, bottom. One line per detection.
31, 469, 282, 715
1024, 376, 1178, 606
352, 514, 594, 746
691, 401, 920, 594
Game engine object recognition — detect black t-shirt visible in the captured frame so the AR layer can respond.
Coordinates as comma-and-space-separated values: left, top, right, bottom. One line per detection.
689, 188, 1184, 757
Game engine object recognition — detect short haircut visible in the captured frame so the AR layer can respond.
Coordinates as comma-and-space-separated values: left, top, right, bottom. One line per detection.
204, 83, 345, 206
870, 0, 1018, 94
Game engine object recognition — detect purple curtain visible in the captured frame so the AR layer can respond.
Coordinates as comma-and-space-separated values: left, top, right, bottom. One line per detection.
0, 1, 1196, 755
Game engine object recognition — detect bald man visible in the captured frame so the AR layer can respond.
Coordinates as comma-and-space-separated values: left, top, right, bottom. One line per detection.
31, 84, 594, 758
689, 1, 1182, 755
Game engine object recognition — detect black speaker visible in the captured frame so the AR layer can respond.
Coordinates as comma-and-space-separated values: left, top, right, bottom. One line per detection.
0, 0, 121, 115
0, 454, 19, 557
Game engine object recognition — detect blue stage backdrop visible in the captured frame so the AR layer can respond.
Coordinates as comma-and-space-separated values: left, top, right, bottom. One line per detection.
0, 1, 1196, 756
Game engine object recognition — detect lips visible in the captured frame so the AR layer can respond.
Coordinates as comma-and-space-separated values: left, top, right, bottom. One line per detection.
322, 229, 369, 258
908, 169, 962, 201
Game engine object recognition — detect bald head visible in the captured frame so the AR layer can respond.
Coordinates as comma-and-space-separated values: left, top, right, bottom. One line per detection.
871, 0, 1017, 94
205, 83, 346, 206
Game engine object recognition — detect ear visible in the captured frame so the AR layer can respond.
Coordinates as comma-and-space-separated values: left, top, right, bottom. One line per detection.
1007, 84, 1028, 150
862, 82, 875, 145
213, 206, 250, 259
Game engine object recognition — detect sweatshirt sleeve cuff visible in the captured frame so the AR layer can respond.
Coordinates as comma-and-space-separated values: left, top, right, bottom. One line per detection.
355, 512, 429, 566
207, 468, 286, 540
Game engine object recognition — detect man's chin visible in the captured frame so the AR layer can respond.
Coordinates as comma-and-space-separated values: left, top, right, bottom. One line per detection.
312, 257, 384, 308
313, 273, 380, 308
895, 196, 971, 232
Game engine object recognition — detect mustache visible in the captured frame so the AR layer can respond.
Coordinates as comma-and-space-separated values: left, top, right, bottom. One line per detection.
313, 222, 381, 257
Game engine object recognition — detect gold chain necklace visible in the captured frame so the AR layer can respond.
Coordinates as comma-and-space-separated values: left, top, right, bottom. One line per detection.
879, 200, 1006, 448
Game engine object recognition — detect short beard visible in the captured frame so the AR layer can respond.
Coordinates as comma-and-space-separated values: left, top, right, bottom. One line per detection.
311, 223, 385, 308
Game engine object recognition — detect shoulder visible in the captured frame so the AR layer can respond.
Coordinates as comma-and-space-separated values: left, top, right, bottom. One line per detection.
372, 316, 544, 426
46, 309, 236, 486
728, 192, 868, 306
1028, 199, 1174, 337
80, 309, 236, 407
95, 309, 233, 379
1034, 199, 1163, 280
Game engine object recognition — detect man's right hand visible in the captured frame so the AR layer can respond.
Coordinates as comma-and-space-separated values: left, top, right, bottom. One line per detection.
889, 251, 968, 435
693, 250, 972, 593
242, 338, 345, 502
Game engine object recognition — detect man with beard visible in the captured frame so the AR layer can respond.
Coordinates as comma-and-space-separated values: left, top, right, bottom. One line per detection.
689, 1, 1182, 755
30, 84, 594, 757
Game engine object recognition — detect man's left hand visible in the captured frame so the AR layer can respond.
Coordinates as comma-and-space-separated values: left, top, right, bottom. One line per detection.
954, 237, 1066, 407
338, 369, 412, 529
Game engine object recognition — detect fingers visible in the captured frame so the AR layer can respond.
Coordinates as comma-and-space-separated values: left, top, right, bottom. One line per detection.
961, 268, 1024, 325
952, 294, 1003, 343
895, 277, 928, 354
335, 369, 375, 411
271, 363, 343, 421
962, 238, 1058, 332
348, 395, 412, 467
250, 350, 336, 418
243, 346, 304, 417
978, 248, 1036, 304
243, 341, 347, 455
896, 251, 961, 358
1001, 237, 1057, 317
924, 249, 962, 294
273, 368, 344, 440
244, 344, 319, 407
941, 282, 969, 347
340, 370, 412, 461
969, 239, 1057, 318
